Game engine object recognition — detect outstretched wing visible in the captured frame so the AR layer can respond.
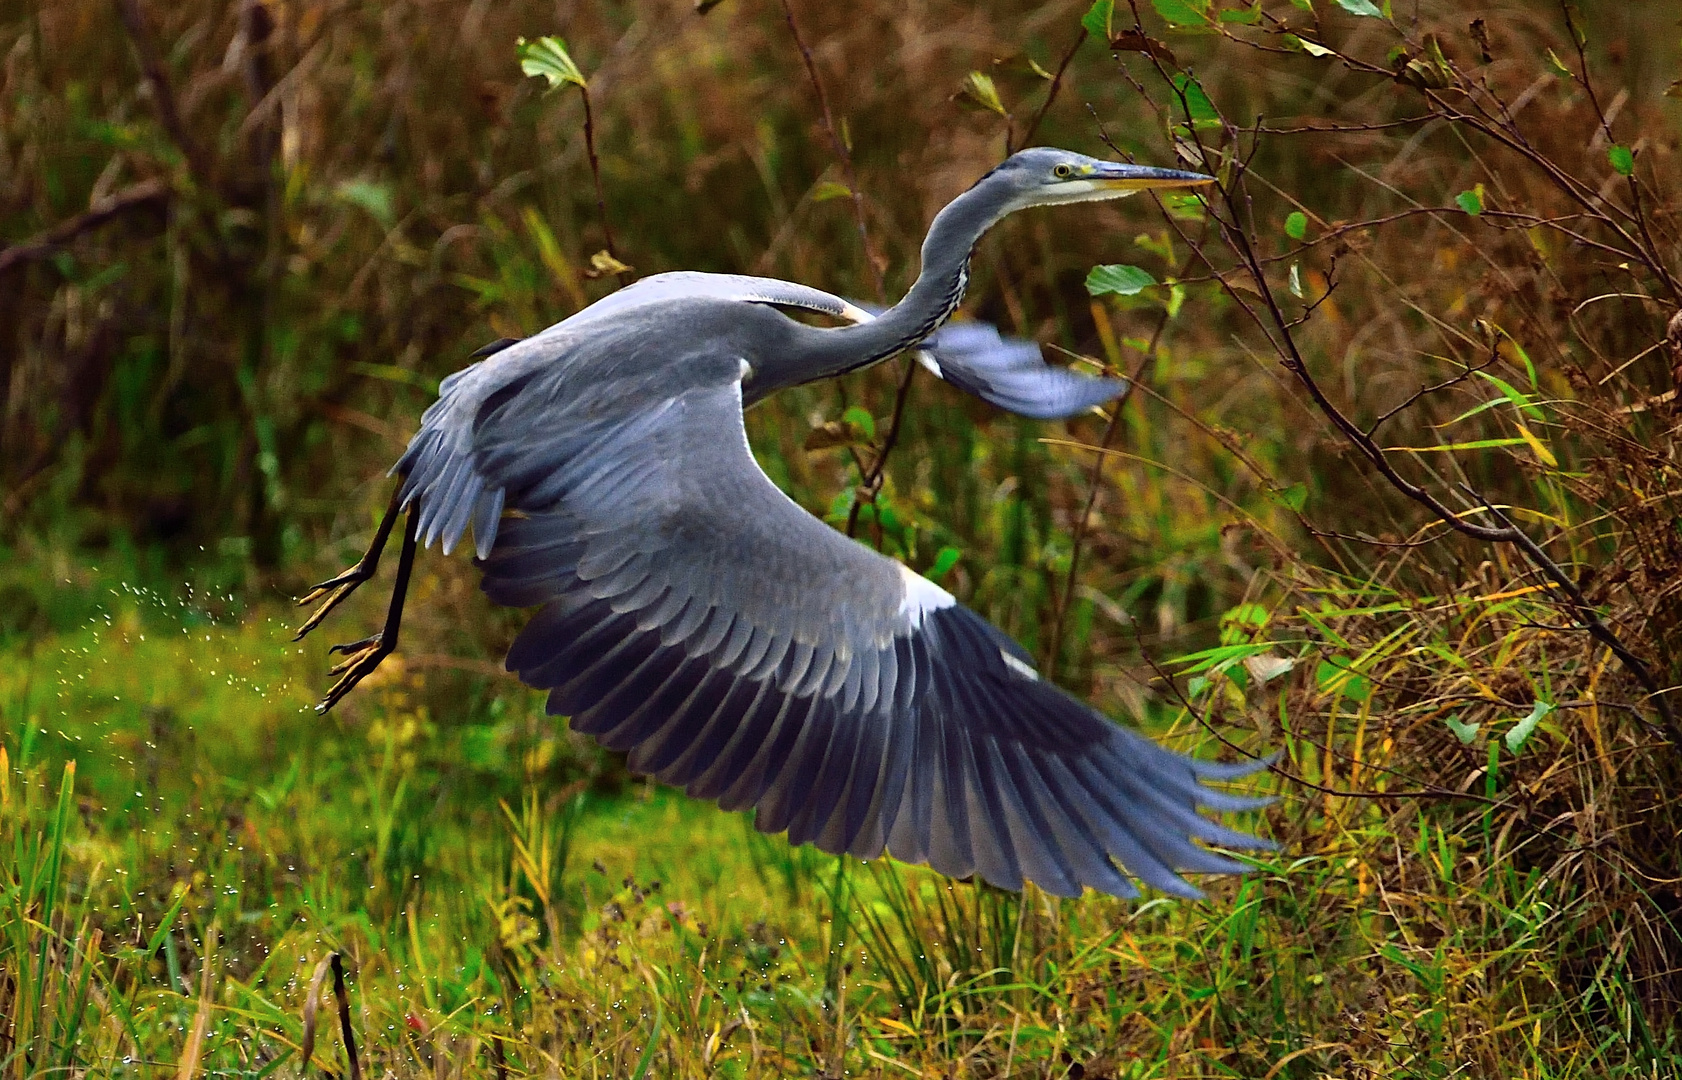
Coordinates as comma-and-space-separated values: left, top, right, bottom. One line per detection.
472, 363, 1270, 898
919, 320, 1126, 420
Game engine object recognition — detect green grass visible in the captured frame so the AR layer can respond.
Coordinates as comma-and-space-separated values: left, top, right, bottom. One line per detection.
1, 568, 1675, 1077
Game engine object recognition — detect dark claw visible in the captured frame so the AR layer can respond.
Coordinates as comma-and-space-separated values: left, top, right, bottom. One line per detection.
294, 575, 368, 641
296, 490, 405, 642
328, 634, 382, 658
309, 493, 416, 713
298, 564, 372, 607
316, 637, 392, 713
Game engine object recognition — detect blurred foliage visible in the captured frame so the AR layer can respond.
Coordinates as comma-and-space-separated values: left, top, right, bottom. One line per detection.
4, 0, 1682, 1073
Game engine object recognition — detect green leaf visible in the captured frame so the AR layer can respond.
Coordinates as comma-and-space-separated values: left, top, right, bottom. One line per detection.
1455, 184, 1484, 215
1284, 35, 1336, 57
1161, 192, 1206, 221
1505, 700, 1554, 754
1085, 264, 1158, 296
1270, 481, 1308, 512
1151, 0, 1208, 26
1315, 656, 1370, 701
1170, 73, 1221, 127
334, 178, 396, 228
1080, 0, 1113, 38
1444, 714, 1481, 745
1544, 48, 1574, 79
926, 546, 962, 581
1221, 602, 1270, 632
1334, 0, 1384, 15
1473, 370, 1545, 419
145, 885, 194, 960
1218, 3, 1261, 24
517, 36, 586, 90
811, 180, 853, 202
1166, 281, 1186, 318
1608, 144, 1634, 176
957, 71, 1007, 116
1171, 641, 1277, 676
842, 405, 876, 440
1284, 211, 1308, 240
628, 993, 664, 1080
1386, 436, 1531, 453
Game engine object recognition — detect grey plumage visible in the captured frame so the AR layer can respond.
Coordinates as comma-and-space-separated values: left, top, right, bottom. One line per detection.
303, 148, 1274, 898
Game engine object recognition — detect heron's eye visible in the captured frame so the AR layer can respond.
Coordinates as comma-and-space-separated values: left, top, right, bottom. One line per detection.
1053, 163, 1074, 179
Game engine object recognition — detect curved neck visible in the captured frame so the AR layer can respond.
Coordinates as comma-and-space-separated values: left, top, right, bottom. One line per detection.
768, 175, 1012, 387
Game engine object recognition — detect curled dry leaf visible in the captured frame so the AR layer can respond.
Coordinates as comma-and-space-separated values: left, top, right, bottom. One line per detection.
1107, 30, 1177, 65
583, 250, 633, 279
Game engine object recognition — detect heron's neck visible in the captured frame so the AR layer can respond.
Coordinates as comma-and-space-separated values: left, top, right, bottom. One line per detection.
775, 180, 1009, 385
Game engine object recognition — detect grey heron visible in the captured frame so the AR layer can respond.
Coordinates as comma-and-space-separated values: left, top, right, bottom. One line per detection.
298, 148, 1274, 899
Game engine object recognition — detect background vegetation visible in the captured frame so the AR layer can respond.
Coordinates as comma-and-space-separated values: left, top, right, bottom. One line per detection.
3, 0, 1681, 1074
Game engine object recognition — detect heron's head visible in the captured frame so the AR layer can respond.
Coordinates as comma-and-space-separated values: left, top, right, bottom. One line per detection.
988, 147, 1213, 210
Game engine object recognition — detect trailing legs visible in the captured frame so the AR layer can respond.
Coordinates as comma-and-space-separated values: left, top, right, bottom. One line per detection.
295, 487, 405, 641
296, 490, 421, 713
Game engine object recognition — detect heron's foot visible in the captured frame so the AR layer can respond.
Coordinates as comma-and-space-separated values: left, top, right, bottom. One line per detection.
315, 634, 392, 713
294, 563, 377, 641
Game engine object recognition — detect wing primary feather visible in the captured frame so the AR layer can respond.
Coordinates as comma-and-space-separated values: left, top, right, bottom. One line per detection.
667, 676, 771, 791
743, 692, 832, 831
507, 599, 627, 683
846, 698, 911, 858
982, 741, 1083, 896
961, 736, 1026, 892
885, 636, 936, 866
587, 644, 692, 751
637, 668, 739, 778
1061, 755, 1207, 898
1006, 748, 1129, 896
811, 710, 889, 855
545, 629, 663, 727
613, 654, 716, 765
786, 693, 872, 847
692, 683, 793, 805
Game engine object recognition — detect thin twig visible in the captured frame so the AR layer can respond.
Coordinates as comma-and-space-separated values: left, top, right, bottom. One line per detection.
578, 85, 629, 287
1365, 348, 1500, 437
777, 0, 885, 301
844, 356, 916, 538
1010, 28, 1087, 154
776, 0, 913, 543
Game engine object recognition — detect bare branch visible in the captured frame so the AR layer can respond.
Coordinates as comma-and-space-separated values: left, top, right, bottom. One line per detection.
0, 179, 171, 276
1010, 28, 1087, 155
778, 0, 885, 302
114, 0, 217, 196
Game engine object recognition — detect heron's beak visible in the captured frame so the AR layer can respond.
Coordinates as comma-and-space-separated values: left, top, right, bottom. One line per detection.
1088, 163, 1215, 191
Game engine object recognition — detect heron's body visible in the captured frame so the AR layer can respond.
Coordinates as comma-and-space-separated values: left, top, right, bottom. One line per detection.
300, 149, 1274, 898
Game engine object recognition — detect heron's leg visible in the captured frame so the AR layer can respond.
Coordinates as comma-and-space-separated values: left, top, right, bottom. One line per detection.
295, 487, 405, 641
314, 504, 420, 714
